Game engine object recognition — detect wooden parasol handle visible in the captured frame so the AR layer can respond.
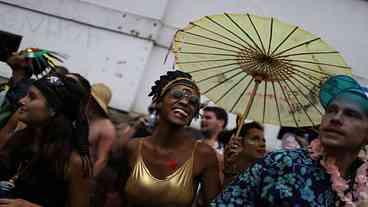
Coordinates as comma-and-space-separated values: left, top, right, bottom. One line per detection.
235, 79, 262, 137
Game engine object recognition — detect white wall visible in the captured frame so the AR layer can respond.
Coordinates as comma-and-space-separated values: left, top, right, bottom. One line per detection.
0, 0, 157, 110
80, 0, 168, 20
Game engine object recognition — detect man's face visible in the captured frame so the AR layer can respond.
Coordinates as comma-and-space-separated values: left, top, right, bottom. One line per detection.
319, 95, 368, 152
200, 111, 224, 134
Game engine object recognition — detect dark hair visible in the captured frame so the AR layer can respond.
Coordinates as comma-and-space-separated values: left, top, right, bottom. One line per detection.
63, 73, 92, 174
203, 106, 228, 129
219, 121, 264, 145
53, 66, 69, 75
235, 122, 264, 138
148, 70, 200, 117
3, 74, 92, 179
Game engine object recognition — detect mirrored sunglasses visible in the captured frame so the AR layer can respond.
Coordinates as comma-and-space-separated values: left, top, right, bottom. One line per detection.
169, 89, 200, 106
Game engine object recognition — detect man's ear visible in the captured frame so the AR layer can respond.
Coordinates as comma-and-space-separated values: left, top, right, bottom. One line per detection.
218, 120, 225, 129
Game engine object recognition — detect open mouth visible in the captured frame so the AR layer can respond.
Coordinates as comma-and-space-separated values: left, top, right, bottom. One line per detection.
256, 148, 266, 154
18, 107, 27, 113
172, 108, 189, 119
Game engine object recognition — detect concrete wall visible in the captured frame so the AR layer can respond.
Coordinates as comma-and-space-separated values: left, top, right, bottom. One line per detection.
1, 0, 368, 149
0, 0, 160, 110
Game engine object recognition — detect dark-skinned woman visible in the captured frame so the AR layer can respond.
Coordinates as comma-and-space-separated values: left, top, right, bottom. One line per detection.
118, 70, 221, 207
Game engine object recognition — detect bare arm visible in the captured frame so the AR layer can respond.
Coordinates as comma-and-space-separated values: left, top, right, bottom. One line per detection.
199, 143, 222, 205
113, 126, 134, 153
68, 152, 90, 207
93, 121, 116, 177
0, 198, 42, 207
117, 139, 139, 204
223, 136, 243, 186
0, 112, 19, 149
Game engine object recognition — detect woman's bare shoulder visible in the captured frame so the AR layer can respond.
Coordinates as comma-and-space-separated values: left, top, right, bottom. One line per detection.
195, 141, 218, 164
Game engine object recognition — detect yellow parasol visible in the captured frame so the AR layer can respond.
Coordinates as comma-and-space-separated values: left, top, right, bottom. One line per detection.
172, 13, 351, 133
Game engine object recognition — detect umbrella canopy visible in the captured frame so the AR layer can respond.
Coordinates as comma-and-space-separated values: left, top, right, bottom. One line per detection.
172, 13, 352, 128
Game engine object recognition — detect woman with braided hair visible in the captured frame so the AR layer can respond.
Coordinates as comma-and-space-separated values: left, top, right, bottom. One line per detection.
119, 70, 221, 207
0, 73, 91, 207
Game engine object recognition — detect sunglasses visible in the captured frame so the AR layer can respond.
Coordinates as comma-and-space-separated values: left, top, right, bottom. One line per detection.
169, 89, 200, 106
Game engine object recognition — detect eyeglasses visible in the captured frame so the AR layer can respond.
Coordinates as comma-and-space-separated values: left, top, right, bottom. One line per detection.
169, 89, 200, 106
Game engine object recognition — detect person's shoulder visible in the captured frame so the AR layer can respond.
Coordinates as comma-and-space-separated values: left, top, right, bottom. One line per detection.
123, 137, 143, 155
196, 141, 216, 155
96, 118, 115, 129
195, 141, 218, 165
95, 118, 116, 137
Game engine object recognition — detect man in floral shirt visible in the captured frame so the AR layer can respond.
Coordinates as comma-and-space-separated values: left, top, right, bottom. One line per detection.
211, 148, 337, 206
211, 75, 368, 207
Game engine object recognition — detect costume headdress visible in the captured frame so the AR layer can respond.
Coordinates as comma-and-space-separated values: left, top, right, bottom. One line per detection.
21, 48, 65, 79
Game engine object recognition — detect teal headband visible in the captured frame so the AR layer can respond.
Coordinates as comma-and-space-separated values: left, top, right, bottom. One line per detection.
319, 75, 368, 110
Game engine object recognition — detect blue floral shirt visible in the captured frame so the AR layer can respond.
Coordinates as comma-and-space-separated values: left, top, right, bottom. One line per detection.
211, 149, 337, 207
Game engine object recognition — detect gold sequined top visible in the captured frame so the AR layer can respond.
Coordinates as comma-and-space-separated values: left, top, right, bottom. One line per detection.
124, 140, 198, 207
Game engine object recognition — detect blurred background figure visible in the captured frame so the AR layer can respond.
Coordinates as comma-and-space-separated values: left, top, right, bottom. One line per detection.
223, 121, 266, 186
200, 106, 228, 154
88, 83, 116, 177
120, 114, 153, 141
87, 83, 116, 207
199, 106, 228, 187
278, 126, 319, 150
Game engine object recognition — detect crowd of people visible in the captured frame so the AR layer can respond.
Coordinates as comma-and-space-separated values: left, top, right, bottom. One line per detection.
0, 47, 366, 207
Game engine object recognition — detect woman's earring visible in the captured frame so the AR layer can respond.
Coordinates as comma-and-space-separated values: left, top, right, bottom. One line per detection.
147, 105, 158, 129
49, 108, 56, 117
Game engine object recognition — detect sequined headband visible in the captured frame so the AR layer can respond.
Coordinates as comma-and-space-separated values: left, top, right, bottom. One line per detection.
159, 77, 200, 98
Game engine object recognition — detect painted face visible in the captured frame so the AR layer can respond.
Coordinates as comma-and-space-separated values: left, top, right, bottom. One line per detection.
17, 86, 51, 126
200, 111, 224, 133
160, 84, 200, 126
319, 95, 368, 152
241, 128, 266, 160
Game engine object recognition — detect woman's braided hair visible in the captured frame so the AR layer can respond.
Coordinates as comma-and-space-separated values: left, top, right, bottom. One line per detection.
148, 70, 200, 117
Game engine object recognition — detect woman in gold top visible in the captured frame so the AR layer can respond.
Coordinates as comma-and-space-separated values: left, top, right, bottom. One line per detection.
118, 71, 221, 207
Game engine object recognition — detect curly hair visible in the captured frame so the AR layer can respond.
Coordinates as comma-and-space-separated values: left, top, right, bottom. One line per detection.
148, 70, 200, 117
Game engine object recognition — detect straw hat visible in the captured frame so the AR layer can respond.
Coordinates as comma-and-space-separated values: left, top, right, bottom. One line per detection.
91, 83, 112, 115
